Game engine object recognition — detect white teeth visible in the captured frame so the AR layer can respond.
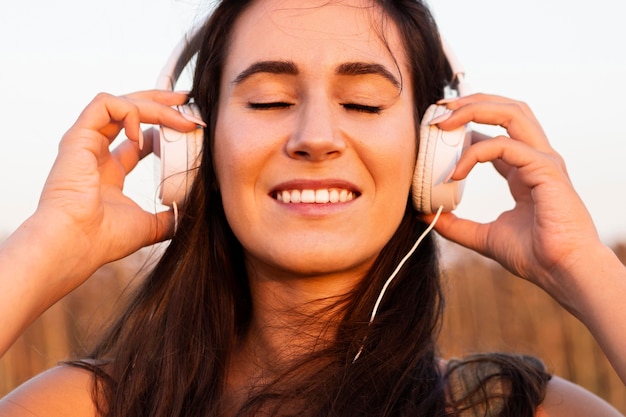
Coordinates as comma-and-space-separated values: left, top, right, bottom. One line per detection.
315, 189, 329, 203
301, 189, 315, 203
276, 188, 356, 204
340, 189, 348, 202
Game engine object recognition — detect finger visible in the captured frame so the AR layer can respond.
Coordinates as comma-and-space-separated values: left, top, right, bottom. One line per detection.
147, 209, 176, 244
490, 157, 514, 179
453, 137, 566, 188
120, 90, 206, 130
471, 130, 492, 144
443, 102, 550, 152
138, 127, 157, 158
123, 89, 190, 106
469, 132, 514, 178
423, 211, 490, 256
130, 98, 203, 131
435, 95, 553, 153
73, 93, 202, 151
74, 93, 142, 143
111, 140, 141, 176
110, 127, 160, 175
441, 93, 535, 119
76, 92, 201, 134
468, 130, 516, 177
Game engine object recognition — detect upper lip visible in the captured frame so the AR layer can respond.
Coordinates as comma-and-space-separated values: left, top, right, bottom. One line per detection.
270, 179, 361, 195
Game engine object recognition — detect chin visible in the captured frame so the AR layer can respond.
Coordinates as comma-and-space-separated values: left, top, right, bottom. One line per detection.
245, 245, 379, 282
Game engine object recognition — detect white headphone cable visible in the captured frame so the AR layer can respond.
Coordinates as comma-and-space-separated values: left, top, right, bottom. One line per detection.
173, 201, 179, 235
353, 205, 444, 362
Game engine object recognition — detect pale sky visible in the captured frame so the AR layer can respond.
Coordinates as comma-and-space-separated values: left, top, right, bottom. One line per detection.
1, 0, 626, 244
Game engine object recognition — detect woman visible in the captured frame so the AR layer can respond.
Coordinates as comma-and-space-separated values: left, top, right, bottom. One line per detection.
0, 0, 625, 415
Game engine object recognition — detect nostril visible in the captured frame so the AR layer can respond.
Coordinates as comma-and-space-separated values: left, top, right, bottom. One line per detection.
286, 123, 346, 161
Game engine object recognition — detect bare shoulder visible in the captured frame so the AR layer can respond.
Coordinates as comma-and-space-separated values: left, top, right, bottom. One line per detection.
0, 364, 97, 417
537, 376, 623, 417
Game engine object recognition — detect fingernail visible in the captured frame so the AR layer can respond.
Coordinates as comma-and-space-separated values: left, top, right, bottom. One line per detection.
181, 111, 207, 127
429, 111, 452, 125
436, 98, 459, 105
138, 128, 144, 151
444, 168, 456, 183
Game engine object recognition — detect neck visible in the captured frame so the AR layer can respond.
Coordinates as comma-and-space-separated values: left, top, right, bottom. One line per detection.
249, 270, 363, 356
224, 266, 366, 414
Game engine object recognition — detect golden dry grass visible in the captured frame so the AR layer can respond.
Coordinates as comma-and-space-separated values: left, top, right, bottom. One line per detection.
438, 241, 626, 412
1, 241, 625, 413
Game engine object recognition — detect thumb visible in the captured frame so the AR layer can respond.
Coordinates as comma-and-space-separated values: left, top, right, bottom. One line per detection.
146, 208, 177, 245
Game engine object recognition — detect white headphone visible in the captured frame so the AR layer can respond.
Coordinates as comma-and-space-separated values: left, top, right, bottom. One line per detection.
153, 30, 470, 214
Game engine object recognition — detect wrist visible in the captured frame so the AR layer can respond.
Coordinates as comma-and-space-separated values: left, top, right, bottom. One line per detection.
0, 212, 94, 355
546, 243, 626, 321
547, 243, 626, 383
2, 210, 99, 300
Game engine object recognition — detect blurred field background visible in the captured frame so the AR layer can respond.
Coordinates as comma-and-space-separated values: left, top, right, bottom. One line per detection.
1, 239, 625, 413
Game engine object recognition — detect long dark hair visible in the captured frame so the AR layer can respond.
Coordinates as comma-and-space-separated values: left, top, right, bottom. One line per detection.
73, 1, 550, 416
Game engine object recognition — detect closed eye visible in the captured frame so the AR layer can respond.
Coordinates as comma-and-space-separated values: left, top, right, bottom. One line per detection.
247, 101, 293, 110
342, 103, 382, 114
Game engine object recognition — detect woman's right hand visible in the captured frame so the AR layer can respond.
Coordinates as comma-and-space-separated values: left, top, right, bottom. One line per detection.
0, 90, 202, 355
34, 90, 200, 282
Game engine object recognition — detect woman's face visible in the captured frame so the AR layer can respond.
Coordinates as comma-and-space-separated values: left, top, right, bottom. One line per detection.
214, 0, 416, 282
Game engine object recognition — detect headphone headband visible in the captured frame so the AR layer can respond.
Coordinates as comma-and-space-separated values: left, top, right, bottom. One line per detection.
156, 26, 467, 97
156, 27, 203, 91
441, 38, 468, 97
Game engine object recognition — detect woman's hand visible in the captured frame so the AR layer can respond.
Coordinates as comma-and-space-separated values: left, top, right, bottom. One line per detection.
35, 90, 200, 281
427, 93, 626, 384
425, 93, 607, 305
0, 90, 202, 356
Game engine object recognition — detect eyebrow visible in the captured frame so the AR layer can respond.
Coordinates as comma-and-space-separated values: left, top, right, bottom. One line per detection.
335, 62, 401, 89
232, 60, 400, 88
233, 60, 298, 84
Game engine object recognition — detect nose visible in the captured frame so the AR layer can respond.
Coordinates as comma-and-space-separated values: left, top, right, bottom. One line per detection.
285, 98, 346, 161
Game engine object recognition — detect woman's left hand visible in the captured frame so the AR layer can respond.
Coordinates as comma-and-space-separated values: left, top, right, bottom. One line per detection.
427, 93, 626, 385
425, 93, 604, 305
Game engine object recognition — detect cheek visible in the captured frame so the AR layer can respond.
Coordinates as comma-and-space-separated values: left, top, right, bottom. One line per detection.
376, 149, 416, 220
213, 103, 287, 189
213, 118, 250, 226
213, 113, 265, 193
213, 139, 260, 255
360, 125, 417, 198
212, 113, 278, 237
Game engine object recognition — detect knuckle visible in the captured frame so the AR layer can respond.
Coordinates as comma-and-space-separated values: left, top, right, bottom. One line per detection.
507, 100, 527, 114
92, 91, 114, 103
548, 152, 567, 169
513, 99, 528, 108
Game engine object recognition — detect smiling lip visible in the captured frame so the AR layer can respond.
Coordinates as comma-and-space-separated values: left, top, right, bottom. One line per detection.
270, 180, 361, 204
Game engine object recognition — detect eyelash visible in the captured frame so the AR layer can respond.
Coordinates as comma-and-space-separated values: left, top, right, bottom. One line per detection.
247, 102, 293, 110
247, 102, 382, 114
341, 103, 382, 114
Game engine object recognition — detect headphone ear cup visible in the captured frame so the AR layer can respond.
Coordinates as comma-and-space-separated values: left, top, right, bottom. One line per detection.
412, 105, 436, 214
153, 104, 204, 207
412, 104, 470, 214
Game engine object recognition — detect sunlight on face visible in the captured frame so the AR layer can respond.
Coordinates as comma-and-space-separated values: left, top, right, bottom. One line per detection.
214, 0, 416, 284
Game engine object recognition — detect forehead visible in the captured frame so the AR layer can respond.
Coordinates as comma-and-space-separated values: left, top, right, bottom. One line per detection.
224, 0, 408, 78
